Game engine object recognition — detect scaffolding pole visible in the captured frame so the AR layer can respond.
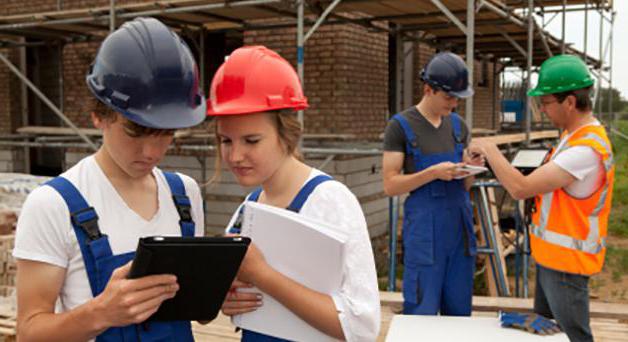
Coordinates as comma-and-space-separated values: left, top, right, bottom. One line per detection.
0, 53, 98, 151
387, 24, 403, 292
525, 0, 533, 145
597, 7, 603, 119
608, 10, 614, 131
561, 0, 566, 54
584, 0, 588, 57
110, 0, 115, 32
297, 0, 304, 128
466, 0, 474, 130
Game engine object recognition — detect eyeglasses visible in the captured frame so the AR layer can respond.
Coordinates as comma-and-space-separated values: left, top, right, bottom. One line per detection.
538, 99, 558, 107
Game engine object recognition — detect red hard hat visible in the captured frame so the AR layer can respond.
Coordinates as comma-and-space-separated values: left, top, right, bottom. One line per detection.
206, 46, 308, 116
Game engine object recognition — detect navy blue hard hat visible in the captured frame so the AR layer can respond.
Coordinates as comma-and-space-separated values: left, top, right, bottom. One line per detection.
86, 17, 206, 129
420, 52, 474, 98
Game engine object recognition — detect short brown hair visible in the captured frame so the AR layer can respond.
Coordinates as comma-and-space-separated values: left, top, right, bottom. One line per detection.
553, 86, 593, 112
84, 97, 174, 137
210, 110, 303, 184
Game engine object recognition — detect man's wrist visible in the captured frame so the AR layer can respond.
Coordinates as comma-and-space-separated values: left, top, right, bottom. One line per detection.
85, 295, 110, 333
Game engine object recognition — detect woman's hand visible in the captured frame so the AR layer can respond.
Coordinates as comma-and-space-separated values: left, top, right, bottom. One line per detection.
237, 243, 269, 285
221, 280, 263, 316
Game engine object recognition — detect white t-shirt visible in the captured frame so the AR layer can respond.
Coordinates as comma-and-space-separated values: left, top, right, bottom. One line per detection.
552, 121, 606, 198
226, 168, 381, 342
13, 155, 204, 312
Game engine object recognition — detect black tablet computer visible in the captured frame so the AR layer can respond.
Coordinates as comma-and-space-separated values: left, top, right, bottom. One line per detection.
128, 236, 250, 321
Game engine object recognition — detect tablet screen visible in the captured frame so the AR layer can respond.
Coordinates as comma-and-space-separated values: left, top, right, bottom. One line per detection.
511, 149, 550, 168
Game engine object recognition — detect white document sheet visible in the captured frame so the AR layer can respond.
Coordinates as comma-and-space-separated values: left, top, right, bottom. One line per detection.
232, 201, 347, 341
454, 165, 489, 179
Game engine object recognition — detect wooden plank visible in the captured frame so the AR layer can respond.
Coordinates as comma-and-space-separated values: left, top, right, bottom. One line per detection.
477, 130, 559, 145
16, 126, 101, 136
17, 126, 193, 139
380, 292, 628, 320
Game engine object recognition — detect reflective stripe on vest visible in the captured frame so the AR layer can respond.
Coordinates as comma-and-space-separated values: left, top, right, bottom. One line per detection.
532, 127, 613, 256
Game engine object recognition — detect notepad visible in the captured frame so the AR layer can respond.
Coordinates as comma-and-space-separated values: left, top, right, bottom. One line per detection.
454, 164, 488, 179
232, 201, 347, 341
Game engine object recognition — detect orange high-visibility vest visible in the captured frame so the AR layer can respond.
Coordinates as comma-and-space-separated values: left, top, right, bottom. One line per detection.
531, 124, 614, 276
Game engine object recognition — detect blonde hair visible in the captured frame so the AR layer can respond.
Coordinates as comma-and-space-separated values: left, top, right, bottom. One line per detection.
209, 110, 302, 185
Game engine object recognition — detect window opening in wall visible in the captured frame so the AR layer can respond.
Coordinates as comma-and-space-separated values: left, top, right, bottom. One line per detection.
26, 42, 63, 176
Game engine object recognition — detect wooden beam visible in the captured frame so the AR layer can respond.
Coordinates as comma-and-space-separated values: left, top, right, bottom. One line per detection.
380, 292, 628, 320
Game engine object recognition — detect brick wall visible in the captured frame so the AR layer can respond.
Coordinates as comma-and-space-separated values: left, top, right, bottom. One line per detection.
244, 20, 389, 140
62, 42, 102, 128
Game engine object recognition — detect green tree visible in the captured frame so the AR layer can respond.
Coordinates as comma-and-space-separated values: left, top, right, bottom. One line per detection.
596, 87, 628, 115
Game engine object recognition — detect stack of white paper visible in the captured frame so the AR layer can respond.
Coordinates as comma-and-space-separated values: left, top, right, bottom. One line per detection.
233, 201, 347, 341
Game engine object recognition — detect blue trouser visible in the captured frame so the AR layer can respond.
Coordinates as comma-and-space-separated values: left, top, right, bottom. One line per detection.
392, 113, 476, 316
534, 265, 593, 342
402, 206, 475, 315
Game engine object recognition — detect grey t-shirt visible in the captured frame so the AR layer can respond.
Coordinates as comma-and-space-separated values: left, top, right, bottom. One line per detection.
383, 106, 470, 174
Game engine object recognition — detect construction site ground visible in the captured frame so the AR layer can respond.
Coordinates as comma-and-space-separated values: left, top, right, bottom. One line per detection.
189, 295, 628, 341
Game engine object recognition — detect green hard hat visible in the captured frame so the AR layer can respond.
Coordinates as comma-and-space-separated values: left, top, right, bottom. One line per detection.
527, 54, 594, 97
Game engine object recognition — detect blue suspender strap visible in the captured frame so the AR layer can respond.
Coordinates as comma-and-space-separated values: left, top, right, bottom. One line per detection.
392, 113, 424, 166
227, 188, 262, 235
248, 188, 262, 202
449, 113, 465, 158
46, 177, 102, 297
163, 172, 195, 237
450, 113, 463, 144
286, 174, 333, 212
392, 114, 418, 156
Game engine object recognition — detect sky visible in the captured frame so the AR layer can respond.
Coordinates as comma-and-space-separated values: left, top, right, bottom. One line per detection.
528, 2, 627, 99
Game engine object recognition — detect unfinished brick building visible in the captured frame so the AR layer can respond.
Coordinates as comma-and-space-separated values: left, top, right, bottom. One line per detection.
0, 1, 601, 274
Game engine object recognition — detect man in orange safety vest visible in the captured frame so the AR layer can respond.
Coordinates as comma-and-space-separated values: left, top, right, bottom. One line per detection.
469, 54, 614, 342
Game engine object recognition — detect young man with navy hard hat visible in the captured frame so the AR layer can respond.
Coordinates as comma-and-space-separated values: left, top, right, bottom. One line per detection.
14, 17, 206, 341
382, 52, 484, 316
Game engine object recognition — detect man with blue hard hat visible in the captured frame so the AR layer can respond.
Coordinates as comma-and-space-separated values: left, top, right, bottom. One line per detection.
14, 17, 206, 341
382, 52, 484, 315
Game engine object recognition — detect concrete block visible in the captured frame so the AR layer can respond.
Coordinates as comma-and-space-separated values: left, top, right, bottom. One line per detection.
367, 222, 388, 238
205, 200, 241, 216
0, 150, 12, 160
335, 156, 381, 174
0, 161, 11, 172
350, 182, 384, 198
361, 197, 388, 215
206, 183, 250, 197
344, 169, 381, 187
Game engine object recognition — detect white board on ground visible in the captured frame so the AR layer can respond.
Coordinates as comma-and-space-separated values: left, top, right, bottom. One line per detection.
385, 315, 569, 342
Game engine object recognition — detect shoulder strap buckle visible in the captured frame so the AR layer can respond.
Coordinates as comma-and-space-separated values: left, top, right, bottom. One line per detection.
70, 207, 103, 241
172, 195, 193, 223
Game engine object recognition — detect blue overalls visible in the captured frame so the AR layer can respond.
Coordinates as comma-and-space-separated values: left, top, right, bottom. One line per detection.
228, 174, 333, 342
393, 113, 477, 316
46, 172, 195, 341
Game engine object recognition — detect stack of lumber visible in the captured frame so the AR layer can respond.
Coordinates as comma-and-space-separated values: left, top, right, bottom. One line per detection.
0, 237, 14, 287
0, 286, 15, 342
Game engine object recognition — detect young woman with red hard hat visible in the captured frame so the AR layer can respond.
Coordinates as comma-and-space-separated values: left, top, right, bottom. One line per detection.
207, 46, 380, 341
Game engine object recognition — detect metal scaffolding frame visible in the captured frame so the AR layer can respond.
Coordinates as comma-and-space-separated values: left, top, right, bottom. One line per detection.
0, 0, 616, 296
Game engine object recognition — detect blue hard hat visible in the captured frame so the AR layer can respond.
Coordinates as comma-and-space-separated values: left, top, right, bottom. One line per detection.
86, 17, 206, 129
420, 52, 474, 98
